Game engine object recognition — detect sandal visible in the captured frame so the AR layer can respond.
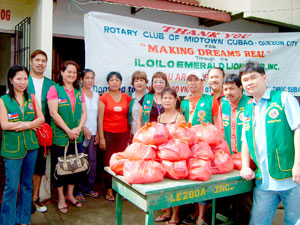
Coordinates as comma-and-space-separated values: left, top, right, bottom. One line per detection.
66, 200, 82, 208
85, 190, 99, 198
166, 220, 180, 225
75, 192, 85, 202
196, 220, 208, 225
105, 194, 115, 202
58, 205, 68, 214
155, 215, 171, 222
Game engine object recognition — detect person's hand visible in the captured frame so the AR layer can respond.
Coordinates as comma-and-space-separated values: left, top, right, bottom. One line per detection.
83, 126, 92, 139
72, 127, 82, 136
15, 122, 28, 132
240, 167, 255, 181
67, 129, 79, 140
94, 134, 99, 145
99, 137, 106, 150
292, 163, 300, 184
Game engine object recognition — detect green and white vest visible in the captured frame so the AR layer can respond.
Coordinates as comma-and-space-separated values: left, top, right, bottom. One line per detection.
244, 90, 294, 180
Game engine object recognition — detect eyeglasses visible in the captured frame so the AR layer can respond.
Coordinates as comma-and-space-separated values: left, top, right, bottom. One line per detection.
153, 80, 166, 85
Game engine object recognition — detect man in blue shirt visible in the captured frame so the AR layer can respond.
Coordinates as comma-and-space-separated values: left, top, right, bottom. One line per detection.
240, 61, 300, 225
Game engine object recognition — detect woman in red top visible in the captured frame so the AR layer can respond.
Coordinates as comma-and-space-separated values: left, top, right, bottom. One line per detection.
98, 71, 131, 201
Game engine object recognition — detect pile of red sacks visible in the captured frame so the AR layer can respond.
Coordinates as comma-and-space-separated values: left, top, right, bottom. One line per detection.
110, 122, 238, 184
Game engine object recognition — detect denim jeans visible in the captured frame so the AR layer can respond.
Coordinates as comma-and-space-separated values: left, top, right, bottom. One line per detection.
250, 185, 300, 225
0, 149, 38, 225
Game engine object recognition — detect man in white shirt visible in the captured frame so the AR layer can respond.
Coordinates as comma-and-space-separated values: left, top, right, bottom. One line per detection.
28, 50, 54, 213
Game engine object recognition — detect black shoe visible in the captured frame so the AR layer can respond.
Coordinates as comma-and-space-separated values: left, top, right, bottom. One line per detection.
182, 216, 196, 224
31, 203, 36, 214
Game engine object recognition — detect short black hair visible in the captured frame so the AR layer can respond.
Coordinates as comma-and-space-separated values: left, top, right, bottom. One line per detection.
106, 71, 122, 82
81, 69, 95, 79
208, 67, 225, 77
223, 74, 242, 88
239, 61, 265, 78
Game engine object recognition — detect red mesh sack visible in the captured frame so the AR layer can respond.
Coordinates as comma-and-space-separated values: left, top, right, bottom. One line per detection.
211, 139, 231, 155
161, 160, 188, 180
109, 153, 128, 175
232, 152, 257, 170
123, 160, 166, 184
157, 138, 191, 161
191, 122, 223, 145
211, 151, 234, 174
123, 142, 157, 160
166, 122, 197, 146
191, 142, 214, 161
133, 122, 170, 145
187, 158, 212, 181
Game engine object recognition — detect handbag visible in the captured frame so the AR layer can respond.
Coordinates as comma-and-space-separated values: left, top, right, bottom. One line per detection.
55, 141, 89, 177
31, 93, 53, 155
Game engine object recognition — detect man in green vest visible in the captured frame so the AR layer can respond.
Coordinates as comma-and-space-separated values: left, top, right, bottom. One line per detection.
28, 50, 54, 213
217, 74, 251, 154
181, 70, 219, 225
240, 61, 300, 225
207, 67, 225, 104
216, 74, 252, 224
181, 70, 219, 126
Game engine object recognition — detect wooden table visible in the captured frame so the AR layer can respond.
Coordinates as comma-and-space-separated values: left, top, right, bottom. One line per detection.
104, 167, 253, 225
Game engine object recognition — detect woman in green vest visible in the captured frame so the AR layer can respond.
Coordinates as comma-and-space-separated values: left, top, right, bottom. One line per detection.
136, 71, 170, 130
128, 70, 148, 143
0, 65, 44, 225
47, 60, 87, 213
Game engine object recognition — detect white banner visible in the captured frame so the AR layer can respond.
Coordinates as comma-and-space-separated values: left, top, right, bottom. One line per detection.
84, 12, 300, 96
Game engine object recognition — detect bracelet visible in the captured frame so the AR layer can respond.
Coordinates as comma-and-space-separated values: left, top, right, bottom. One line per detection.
26, 123, 29, 129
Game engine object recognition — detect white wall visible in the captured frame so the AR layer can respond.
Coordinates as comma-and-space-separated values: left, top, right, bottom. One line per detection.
30, 0, 53, 79
53, 0, 278, 39
199, 0, 300, 28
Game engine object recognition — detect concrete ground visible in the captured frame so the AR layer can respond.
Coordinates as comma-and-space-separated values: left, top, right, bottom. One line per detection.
31, 183, 285, 225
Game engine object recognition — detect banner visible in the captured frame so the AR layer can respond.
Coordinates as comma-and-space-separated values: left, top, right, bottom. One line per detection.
84, 12, 300, 96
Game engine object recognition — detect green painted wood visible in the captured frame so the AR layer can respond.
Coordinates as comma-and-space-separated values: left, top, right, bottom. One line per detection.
212, 199, 216, 225
105, 167, 254, 225
105, 168, 250, 195
112, 177, 148, 211
116, 193, 123, 225
145, 211, 154, 225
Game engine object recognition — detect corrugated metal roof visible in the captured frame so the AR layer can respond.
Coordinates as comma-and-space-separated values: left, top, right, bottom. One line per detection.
167, 0, 230, 13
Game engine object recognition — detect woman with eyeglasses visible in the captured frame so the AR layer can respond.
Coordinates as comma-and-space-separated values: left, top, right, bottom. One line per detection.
136, 72, 170, 130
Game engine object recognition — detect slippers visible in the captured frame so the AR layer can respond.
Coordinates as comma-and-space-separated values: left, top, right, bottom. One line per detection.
155, 215, 171, 222
196, 220, 208, 225
105, 194, 115, 202
58, 206, 68, 214
85, 190, 99, 198
166, 221, 180, 225
75, 192, 86, 202
66, 200, 82, 208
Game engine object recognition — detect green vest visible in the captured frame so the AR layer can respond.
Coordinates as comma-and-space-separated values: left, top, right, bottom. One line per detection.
181, 94, 213, 125
128, 92, 134, 125
244, 90, 294, 180
221, 94, 250, 154
51, 84, 83, 146
141, 93, 154, 125
28, 75, 54, 124
1, 94, 40, 159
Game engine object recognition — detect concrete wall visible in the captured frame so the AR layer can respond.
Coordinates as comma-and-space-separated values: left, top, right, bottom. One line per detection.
0, 0, 53, 79
53, 0, 278, 39
30, 0, 53, 78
